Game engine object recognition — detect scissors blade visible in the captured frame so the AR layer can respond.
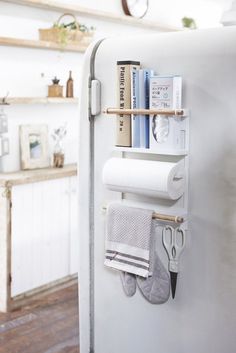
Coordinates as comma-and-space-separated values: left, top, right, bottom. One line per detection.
170, 271, 178, 299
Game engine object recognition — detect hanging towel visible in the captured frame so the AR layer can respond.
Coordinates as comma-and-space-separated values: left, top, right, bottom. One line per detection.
104, 203, 153, 277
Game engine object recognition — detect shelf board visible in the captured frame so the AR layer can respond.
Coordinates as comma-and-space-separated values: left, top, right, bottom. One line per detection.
2, 0, 181, 32
0, 36, 88, 52
2, 97, 79, 105
113, 147, 188, 156
0, 163, 77, 187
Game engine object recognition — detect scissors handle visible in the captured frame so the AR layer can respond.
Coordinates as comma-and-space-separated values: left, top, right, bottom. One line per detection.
162, 226, 186, 262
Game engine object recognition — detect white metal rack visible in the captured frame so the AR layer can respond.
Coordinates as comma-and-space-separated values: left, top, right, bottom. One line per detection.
103, 106, 190, 228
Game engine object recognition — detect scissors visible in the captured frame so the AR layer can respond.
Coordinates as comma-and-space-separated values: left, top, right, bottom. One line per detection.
162, 226, 186, 299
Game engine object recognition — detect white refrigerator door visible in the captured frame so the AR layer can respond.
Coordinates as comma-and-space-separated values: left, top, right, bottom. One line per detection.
78, 27, 236, 353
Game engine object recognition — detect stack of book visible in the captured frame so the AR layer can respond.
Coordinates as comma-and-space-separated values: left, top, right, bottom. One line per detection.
116, 60, 183, 151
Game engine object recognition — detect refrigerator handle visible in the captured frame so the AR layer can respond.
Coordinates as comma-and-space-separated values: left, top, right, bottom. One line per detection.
88, 38, 105, 122
91, 79, 101, 116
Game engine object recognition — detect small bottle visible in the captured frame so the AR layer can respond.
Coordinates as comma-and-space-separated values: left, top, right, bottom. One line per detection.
66, 71, 74, 98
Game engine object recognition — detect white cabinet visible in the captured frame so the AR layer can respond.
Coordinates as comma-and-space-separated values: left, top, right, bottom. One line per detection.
69, 175, 79, 274
0, 164, 78, 311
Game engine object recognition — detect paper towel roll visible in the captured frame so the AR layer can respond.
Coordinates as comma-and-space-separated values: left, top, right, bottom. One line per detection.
102, 158, 185, 200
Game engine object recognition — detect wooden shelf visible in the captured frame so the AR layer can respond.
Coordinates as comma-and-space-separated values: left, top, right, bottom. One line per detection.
0, 36, 88, 52
0, 163, 77, 187
2, 0, 181, 32
1, 97, 79, 105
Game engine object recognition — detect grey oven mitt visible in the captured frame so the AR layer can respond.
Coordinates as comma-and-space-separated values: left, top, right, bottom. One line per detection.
120, 271, 136, 297
137, 249, 170, 304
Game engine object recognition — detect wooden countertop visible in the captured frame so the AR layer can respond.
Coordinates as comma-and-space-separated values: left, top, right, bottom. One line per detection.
0, 163, 77, 187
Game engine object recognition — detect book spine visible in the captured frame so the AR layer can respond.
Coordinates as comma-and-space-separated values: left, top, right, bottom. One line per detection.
131, 68, 140, 147
139, 69, 152, 148
144, 69, 152, 148
116, 62, 140, 147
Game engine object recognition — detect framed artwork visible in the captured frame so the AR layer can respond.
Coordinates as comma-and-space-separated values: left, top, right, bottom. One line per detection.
19, 124, 50, 170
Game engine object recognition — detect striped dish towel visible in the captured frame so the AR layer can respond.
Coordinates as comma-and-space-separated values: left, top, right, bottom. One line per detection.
104, 203, 153, 278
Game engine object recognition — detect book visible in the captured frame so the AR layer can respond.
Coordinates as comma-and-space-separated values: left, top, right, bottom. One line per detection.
116, 60, 140, 147
138, 69, 153, 148
131, 67, 140, 147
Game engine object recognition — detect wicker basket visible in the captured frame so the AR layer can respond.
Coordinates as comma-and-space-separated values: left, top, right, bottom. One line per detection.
80, 31, 95, 46
39, 13, 83, 45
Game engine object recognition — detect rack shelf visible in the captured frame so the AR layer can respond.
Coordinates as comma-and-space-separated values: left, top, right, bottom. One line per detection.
0, 36, 88, 52
111, 108, 189, 155
113, 146, 188, 156
2, 0, 181, 32
1, 97, 79, 105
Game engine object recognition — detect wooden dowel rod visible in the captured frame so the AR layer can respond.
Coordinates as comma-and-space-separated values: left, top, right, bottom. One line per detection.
103, 108, 185, 116
152, 212, 184, 223
102, 206, 184, 224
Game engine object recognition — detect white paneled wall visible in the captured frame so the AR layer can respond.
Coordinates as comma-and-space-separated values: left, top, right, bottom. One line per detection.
11, 176, 77, 297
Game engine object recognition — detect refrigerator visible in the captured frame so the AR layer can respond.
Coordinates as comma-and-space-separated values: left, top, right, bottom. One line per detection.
78, 27, 236, 353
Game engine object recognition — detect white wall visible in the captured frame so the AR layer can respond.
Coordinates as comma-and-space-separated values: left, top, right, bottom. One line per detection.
146, 0, 231, 28
61, 0, 231, 28
0, 2, 84, 172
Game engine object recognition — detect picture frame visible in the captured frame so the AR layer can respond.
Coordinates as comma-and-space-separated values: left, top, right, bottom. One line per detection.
19, 124, 50, 170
